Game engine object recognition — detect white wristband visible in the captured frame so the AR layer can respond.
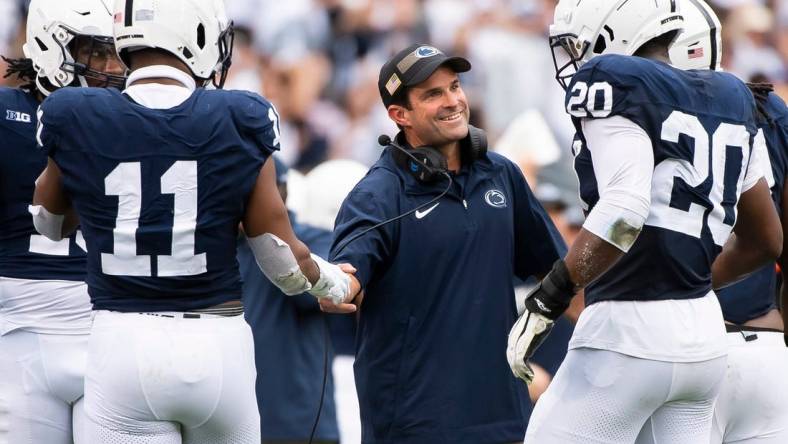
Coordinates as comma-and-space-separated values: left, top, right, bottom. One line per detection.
28, 205, 65, 241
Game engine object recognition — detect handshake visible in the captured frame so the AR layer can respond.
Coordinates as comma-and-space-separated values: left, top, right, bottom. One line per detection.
309, 254, 361, 314
507, 260, 578, 385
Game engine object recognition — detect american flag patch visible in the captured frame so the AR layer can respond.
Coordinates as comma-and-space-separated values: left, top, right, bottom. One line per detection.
385, 73, 401, 96
688, 47, 704, 59
113, 12, 123, 23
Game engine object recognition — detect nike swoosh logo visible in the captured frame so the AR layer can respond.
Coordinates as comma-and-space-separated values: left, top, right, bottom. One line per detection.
415, 203, 440, 220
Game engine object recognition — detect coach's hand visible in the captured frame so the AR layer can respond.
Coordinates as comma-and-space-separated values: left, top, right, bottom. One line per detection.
309, 254, 352, 304
507, 260, 578, 384
320, 264, 361, 313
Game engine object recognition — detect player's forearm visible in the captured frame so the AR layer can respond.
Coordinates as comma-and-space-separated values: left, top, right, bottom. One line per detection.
713, 180, 782, 289
711, 234, 777, 289
563, 228, 626, 289
291, 240, 320, 285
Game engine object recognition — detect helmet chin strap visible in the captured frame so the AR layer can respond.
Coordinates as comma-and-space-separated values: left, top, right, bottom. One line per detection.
35, 76, 56, 97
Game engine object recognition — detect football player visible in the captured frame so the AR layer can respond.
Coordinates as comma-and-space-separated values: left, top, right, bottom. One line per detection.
30, 0, 356, 442
671, 1, 788, 442
507, 0, 782, 442
0, 0, 124, 442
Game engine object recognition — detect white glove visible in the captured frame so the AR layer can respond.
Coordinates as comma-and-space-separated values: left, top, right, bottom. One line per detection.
308, 254, 351, 305
506, 308, 554, 385
507, 259, 576, 384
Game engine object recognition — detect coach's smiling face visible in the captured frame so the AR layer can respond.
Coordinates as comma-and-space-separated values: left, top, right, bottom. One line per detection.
390, 66, 470, 152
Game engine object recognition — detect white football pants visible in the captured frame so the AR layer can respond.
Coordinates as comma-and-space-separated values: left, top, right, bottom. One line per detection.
0, 329, 88, 444
525, 347, 726, 444
711, 331, 788, 443
84, 310, 260, 444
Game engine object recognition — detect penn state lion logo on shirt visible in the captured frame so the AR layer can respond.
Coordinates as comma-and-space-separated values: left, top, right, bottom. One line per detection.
484, 190, 506, 208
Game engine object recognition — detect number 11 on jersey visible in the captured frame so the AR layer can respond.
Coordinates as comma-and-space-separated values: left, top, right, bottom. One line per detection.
101, 161, 206, 277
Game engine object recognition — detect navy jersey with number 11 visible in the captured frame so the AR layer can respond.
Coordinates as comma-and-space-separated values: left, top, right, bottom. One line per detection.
568, 55, 759, 305
38, 87, 279, 312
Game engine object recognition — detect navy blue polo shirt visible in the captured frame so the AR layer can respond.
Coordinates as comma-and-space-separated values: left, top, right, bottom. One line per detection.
238, 215, 339, 441
330, 148, 566, 444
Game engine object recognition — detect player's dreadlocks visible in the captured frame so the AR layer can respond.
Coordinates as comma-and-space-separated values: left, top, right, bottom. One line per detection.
747, 82, 775, 128
2, 56, 37, 92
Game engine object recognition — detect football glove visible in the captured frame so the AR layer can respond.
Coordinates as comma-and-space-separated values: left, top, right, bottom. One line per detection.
308, 254, 351, 305
507, 259, 577, 384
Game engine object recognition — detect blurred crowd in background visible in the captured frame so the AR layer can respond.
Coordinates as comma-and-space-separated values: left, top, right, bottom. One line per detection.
1, 1, 784, 441
2, 0, 787, 218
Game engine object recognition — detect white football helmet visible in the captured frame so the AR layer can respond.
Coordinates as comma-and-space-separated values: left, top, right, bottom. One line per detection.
23, 0, 126, 95
300, 160, 369, 231
113, 0, 234, 88
669, 0, 722, 70
549, 0, 684, 89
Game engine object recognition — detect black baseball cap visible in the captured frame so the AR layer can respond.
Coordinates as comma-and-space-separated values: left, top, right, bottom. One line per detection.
378, 43, 471, 108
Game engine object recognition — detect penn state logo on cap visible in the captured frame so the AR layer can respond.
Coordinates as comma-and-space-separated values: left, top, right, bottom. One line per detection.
415, 46, 440, 58
484, 190, 507, 208
396, 46, 443, 74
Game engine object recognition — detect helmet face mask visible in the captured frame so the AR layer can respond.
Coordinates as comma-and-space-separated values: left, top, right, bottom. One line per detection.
212, 23, 235, 89
550, 33, 590, 91
63, 33, 126, 89
24, 0, 127, 95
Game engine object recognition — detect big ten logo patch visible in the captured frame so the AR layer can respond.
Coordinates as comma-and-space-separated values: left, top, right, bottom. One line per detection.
6, 110, 32, 123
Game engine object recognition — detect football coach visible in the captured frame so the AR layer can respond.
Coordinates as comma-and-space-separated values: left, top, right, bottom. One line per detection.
325, 44, 567, 444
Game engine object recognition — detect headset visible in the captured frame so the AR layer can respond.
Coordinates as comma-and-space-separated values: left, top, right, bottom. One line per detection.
307, 125, 487, 444
386, 124, 488, 183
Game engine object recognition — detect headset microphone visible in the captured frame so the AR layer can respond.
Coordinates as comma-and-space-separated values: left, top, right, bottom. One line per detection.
377, 134, 392, 146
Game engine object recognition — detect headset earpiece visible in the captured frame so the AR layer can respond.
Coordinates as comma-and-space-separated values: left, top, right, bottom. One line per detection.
381, 127, 487, 183
403, 147, 447, 183
464, 125, 488, 161
383, 133, 448, 183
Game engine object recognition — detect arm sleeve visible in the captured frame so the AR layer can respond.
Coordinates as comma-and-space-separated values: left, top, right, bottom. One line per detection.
581, 115, 654, 252
329, 188, 396, 289
511, 163, 567, 280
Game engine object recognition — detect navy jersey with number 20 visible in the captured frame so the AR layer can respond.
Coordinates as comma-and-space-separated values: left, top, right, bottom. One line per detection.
38, 87, 279, 312
568, 55, 759, 305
